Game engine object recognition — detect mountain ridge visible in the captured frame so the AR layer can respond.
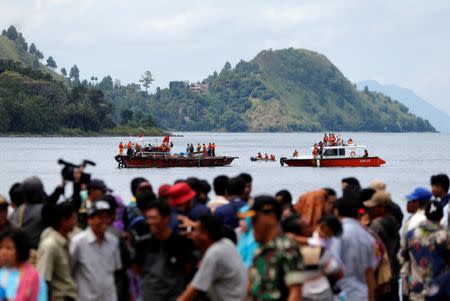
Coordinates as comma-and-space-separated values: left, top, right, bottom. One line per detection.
357, 80, 450, 132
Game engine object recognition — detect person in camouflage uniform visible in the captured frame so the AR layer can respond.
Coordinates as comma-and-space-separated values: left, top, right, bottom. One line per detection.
400, 200, 450, 301
241, 196, 305, 301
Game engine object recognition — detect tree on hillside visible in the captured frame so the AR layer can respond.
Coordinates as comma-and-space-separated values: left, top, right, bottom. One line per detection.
99, 75, 113, 91
32, 57, 40, 69
36, 50, 44, 60
139, 71, 154, 92
224, 61, 232, 71
69, 65, 80, 85
15, 33, 28, 52
29, 43, 37, 54
46, 56, 57, 69
60, 68, 67, 77
5, 25, 18, 41
121, 109, 133, 124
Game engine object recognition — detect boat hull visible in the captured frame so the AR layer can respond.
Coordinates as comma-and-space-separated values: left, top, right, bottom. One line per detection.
115, 155, 237, 168
250, 157, 276, 162
280, 157, 386, 167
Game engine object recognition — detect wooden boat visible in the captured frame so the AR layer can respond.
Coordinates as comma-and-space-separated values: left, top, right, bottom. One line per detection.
250, 157, 276, 162
280, 145, 385, 167
115, 153, 237, 168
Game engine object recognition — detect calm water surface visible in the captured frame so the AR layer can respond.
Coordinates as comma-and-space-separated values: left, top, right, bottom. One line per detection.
0, 132, 449, 206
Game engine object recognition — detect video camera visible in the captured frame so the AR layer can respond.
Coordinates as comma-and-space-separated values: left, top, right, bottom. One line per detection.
58, 159, 96, 184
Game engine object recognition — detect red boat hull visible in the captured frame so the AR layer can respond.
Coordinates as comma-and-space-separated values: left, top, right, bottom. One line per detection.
280, 157, 386, 167
115, 155, 237, 168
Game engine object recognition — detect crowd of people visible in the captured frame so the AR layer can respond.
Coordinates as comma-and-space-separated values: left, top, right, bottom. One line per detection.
322, 133, 352, 147
0, 169, 449, 301
185, 143, 216, 156
119, 136, 174, 156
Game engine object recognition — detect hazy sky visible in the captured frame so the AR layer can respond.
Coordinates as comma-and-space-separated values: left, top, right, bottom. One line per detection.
1, 0, 450, 114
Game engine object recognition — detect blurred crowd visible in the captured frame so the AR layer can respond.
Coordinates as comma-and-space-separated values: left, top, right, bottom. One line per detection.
0, 168, 449, 301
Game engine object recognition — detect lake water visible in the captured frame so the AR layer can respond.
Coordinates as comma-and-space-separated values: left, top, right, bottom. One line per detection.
0, 132, 449, 206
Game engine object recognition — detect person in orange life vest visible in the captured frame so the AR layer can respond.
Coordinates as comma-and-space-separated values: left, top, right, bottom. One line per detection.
127, 141, 132, 156
119, 142, 124, 156
293, 150, 299, 157
211, 143, 216, 156
348, 138, 353, 145
202, 144, 207, 156
264, 153, 269, 160
312, 144, 319, 157
257, 152, 262, 159
270, 154, 276, 161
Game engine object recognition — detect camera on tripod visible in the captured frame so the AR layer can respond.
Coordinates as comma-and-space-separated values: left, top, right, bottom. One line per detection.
58, 159, 96, 184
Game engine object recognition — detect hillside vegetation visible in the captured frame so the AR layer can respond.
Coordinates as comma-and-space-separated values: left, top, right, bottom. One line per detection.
0, 26, 161, 136
142, 48, 434, 132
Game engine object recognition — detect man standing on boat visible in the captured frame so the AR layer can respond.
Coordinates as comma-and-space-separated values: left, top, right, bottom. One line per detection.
119, 142, 124, 156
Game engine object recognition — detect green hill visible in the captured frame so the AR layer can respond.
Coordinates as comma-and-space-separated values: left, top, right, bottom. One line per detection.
145, 48, 434, 132
0, 25, 162, 136
0, 35, 61, 81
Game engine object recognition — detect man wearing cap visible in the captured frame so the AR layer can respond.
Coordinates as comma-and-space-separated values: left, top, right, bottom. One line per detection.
70, 200, 122, 301
168, 182, 210, 228
364, 191, 401, 301
78, 179, 112, 229
400, 187, 432, 301
246, 196, 305, 301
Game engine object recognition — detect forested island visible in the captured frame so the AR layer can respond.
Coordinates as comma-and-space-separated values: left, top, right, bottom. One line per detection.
0, 25, 435, 135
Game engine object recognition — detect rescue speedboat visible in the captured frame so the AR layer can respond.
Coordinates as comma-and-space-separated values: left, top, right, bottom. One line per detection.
280, 144, 385, 167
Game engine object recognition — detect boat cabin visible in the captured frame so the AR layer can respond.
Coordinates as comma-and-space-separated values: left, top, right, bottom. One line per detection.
315, 145, 367, 158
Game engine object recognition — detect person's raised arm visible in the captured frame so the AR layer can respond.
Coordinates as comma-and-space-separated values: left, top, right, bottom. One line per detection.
176, 284, 199, 301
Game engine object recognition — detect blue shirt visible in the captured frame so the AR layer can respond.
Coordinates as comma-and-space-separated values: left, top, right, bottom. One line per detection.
170, 202, 211, 232
215, 198, 247, 229
237, 205, 259, 268
331, 218, 376, 301
0, 267, 48, 301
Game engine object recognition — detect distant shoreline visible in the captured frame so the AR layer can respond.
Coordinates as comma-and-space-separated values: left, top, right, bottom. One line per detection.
0, 130, 441, 138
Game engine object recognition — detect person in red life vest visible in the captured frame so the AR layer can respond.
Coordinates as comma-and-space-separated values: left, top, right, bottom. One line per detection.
119, 142, 124, 156
257, 152, 262, 159
264, 153, 269, 160
207, 143, 212, 156
162, 135, 170, 147
202, 144, 207, 156
292, 150, 299, 157
211, 143, 216, 156
270, 154, 276, 161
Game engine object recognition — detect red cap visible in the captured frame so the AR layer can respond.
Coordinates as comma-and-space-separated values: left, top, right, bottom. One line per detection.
168, 182, 196, 206
158, 184, 172, 197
